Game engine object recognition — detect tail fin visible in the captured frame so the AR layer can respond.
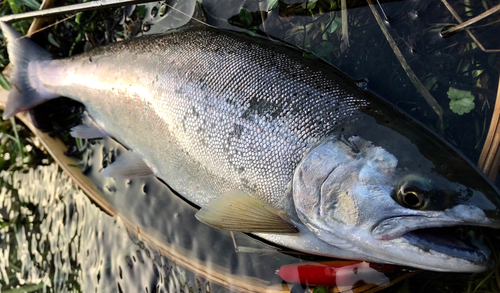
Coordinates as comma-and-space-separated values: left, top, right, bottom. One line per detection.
0, 22, 57, 119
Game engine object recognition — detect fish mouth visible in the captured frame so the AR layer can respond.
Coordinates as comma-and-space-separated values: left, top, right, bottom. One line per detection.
402, 227, 492, 266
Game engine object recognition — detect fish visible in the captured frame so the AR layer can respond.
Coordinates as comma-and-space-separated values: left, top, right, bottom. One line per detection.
1, 21, 500, 273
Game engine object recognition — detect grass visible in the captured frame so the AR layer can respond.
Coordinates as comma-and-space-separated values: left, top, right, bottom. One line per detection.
0, 115, 41, 171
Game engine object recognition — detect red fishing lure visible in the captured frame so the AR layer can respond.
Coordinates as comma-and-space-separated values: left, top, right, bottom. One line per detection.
278, 260, 399, 287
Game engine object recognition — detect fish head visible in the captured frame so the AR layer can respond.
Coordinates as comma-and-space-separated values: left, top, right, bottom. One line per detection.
292, 114, 500, 272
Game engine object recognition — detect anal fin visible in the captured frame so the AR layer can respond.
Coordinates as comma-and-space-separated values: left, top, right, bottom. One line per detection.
101, 151, 154, 178
195, 191, 299, 234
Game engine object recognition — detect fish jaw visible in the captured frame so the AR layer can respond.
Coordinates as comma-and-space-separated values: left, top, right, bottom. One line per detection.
333, 189, 497, 272
372, 204, 500, 241
293, 134, 500, 272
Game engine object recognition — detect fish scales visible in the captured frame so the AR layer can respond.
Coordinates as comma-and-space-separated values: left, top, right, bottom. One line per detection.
37, 28, 368, 209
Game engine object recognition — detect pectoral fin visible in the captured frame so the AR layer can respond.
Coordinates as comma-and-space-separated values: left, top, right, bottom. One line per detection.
195, 191, 299, 234
101, 151, 154, 178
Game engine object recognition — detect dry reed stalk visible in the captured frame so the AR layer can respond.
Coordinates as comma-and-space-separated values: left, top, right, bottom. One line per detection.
26, 0, 58, 37
441, 3, 500, 36
478, 75, 500, 180
441, 0, 500, 53
366, 0, 444, 129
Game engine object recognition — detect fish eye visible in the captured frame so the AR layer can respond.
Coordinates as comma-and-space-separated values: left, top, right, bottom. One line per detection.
393, 175, 432, 209
399, 186, 425, 208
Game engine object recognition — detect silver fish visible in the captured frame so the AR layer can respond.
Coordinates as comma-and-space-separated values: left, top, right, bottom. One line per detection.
2, 22, 500, 272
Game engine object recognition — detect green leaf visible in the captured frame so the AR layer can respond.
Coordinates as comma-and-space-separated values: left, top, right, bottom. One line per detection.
245, 30, 260, 38
47, 33, 60, 48
303, 52, 318, 60
136, 5, 147, 19
0, 72, 11, 90
239, 7, 252, 28
329, 0, 338, 10
7, 0, 22, 14
267, 0, 278, 11
0, 0, 10, 16
302, 0, 317, 10
313, 286, 327, 293
75, 11, 83, 24
448, 87, 475, 115
158, 4, 167, 17
474, 269, 495, 291
10, 117, 24, 163
450, 98, 475, 115
20, 0, 39, 10
422, 75, 437, 91
313, 42, 333, 58
333, 17, 342, 30
325, 19, 338, 33
68, 31, 83, 57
